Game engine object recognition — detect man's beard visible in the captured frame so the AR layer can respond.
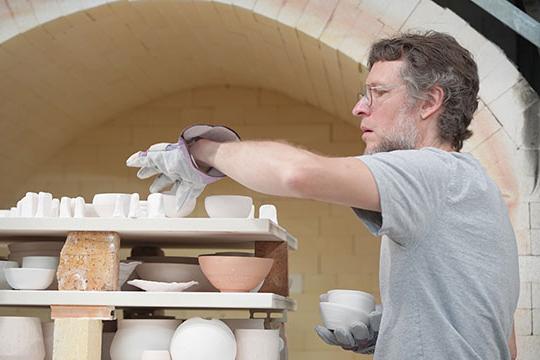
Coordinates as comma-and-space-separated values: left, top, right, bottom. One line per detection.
364, 106, 419, 155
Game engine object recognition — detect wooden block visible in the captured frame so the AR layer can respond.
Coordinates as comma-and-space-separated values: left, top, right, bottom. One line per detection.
255, 241, 289, 296
57, 231, 120, 291
53, 318, 102, 360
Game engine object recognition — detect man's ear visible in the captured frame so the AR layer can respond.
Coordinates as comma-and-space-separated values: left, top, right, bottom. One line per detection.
420, 85, 445, 120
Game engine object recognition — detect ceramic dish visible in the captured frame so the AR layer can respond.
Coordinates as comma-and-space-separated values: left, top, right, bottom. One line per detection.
136, 262, 216, 292
4, 268, 55, 290
319, 302, 369, 330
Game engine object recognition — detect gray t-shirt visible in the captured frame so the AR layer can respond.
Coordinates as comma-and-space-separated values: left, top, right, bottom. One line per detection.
353, 148, 519, 360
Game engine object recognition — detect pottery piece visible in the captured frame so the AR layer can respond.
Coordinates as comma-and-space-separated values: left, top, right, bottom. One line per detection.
110, 319, 180, 360
21, 192, 39, 217
0, 316, 45, 360
169, 317, 236, 360
161, 194, 196, 218
42, 321, 54, 360
8, 241, 63, 266
235, 329, 284, 360
136, 262, 216, 292
0, 260, 19, 289
327, 289, 375, 313
59, 197, 72, 217
319, 302, 369, 330
22, 256, 59, 269
73, 197, 86, 218
204, 195, 253, 218
93, 193, 134, 218
50, 198, 60, 217
35, 192, 53, 217
127, 279, 198, 292
198, 256, 273, 292
259, 204, 278, 224
4, 268, 55, 290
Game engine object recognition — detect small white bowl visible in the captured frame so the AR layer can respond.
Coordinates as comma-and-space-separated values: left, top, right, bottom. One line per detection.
22, 256, 59, 269
92, 193, 131, 218
319, 302, 369, 330
4, 268, 55, 290
204, 195, 253, 218
327, 289, 375, 313
161, 194, 196, 218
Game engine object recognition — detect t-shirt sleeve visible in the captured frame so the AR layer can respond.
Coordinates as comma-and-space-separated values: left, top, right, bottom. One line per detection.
352, 149, 450, 247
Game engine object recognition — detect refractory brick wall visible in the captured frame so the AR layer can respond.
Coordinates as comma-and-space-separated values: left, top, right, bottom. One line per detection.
6, 86, 380, 360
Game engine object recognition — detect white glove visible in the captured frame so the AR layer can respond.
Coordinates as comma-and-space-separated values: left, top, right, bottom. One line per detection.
315, 305, 382, 354
126, 124, 240, 211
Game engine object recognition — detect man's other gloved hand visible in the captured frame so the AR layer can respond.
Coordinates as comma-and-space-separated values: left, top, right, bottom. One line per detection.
315, 306, 382, 354
126, 124, 240, 211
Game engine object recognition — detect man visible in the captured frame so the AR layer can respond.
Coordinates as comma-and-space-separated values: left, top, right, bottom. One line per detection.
127, 31, 519, 359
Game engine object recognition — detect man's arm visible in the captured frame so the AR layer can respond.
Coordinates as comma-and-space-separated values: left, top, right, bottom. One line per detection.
190, 139, 381, 211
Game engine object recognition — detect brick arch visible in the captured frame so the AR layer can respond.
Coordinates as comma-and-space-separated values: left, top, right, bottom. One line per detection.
1, 0, 538, 356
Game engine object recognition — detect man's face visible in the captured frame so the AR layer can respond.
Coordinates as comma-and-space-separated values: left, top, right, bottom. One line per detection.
352, 60, 420, 155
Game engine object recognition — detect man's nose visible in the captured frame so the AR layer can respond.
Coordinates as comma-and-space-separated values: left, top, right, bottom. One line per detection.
352, 98, 370, 117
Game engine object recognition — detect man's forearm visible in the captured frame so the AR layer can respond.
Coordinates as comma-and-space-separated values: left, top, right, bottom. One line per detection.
190, 139, 316, 197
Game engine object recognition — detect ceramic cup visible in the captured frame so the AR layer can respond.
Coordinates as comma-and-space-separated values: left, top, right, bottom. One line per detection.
35, 192, 53, 217
327, 289, 375, 313
0, 260, 19, 289
0, 316, 45, 360
73, 196, 86, 218
50, 198, 60, 217
59, 197, 72, 218
235, 329, 284, 360
259, 204, 278, 224
147, 193, 166, 218
141, 350, 171, 360
21, 192, 39, 217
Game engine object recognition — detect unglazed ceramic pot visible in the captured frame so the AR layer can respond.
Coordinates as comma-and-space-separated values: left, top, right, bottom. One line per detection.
109, 319, 180, 360
0, 316, 45, 360
136, 262, 216, 292
169, 317, 236, 360
204, 195, 252, 218
235, 329, 284, 360
198, 256, 273, 292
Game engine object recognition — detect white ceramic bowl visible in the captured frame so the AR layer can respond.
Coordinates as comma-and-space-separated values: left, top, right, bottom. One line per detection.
204, 195, 253, 218
319, 302, 369, 330
136, 262, 216, 292
162, 194, 196, 218
92, 193, 131, 218
0, 260, 19, 289
170, 317, 236, 360
22, 256, 59, 269
327, 289, 375, 313
4, 268, 55, 290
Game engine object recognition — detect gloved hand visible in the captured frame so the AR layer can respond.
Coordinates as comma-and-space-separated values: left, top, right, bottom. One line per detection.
126, 124, 240, 211
315, 305, 382, 354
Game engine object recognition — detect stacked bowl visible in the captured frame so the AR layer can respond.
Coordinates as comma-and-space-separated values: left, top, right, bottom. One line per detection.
319, 289, 375, 330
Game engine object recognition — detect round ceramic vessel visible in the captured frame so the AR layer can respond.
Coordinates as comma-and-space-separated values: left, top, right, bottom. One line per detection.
4, 268, 55, 290
198, 256, 273, 292
0, 316, 45, 360
204, 195, 253, 218
110, 319, 181, 360
169, 318, 236, 360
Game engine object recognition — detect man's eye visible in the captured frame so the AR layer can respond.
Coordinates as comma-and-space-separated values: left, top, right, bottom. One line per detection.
372, 89, 387, 97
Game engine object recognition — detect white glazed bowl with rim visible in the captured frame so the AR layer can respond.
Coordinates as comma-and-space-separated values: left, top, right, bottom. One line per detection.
319, 302, 369, 330
204, 195, 253, 218
0, 260, 19, 289
22, 256, 59, 269
170, 317, 236, 360
327, 289, 375, 313
4, 268, 55, 290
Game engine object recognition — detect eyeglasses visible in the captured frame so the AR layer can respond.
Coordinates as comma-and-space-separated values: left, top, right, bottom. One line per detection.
357, 83, 403, 108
